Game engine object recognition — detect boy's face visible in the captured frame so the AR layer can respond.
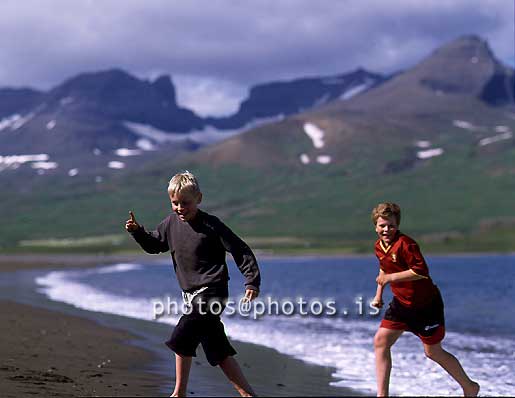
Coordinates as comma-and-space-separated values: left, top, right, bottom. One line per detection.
375, 216, 399, 245
169, 190, 202, 222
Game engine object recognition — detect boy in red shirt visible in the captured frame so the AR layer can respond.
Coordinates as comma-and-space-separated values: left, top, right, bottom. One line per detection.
370, 203, 479, 397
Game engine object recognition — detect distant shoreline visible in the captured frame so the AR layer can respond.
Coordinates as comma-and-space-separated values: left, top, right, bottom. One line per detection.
1, 250, 514, 273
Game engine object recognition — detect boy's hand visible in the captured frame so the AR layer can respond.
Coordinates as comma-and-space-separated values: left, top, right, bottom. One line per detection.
243, 288, 259, 302
376, 272, 391, 286
125, 211, 141, 232
371, 297, 384, 308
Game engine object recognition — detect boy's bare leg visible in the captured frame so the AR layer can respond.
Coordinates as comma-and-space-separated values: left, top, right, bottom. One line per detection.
219, 356, 256, 397
171, 354, 192, 397
374, 327, 404, 397
424, 343, 480, 397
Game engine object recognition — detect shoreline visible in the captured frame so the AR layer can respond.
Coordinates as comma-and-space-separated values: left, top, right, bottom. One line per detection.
0, 255, 363, 396
0, 253, 168, 272
2, 250, 513, 274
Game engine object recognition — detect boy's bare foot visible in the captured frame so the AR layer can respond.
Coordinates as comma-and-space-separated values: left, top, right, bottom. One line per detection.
463, 381, 480, 397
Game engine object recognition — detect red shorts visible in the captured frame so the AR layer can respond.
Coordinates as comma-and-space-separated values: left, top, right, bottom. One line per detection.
380, 287, 446, 345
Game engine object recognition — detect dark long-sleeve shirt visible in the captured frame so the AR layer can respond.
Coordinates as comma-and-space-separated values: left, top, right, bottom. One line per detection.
130, 210, 261, 292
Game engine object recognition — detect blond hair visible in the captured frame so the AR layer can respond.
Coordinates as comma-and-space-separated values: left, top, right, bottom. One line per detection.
167, 171, 201, 196
371, 202, 401, 225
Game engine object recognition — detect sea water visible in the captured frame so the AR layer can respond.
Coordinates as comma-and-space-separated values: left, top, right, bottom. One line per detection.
35, 255, 515, 396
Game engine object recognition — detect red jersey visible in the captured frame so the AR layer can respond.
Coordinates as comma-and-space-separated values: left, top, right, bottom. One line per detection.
375, 233, 438, 308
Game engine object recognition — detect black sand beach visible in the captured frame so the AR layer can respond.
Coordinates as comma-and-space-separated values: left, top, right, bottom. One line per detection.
0, 254, 361, 396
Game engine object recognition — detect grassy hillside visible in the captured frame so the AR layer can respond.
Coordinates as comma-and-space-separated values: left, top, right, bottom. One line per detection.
3, 126, 514, 254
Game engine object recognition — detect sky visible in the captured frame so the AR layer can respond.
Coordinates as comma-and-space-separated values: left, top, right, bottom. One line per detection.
0, 0, 513, 116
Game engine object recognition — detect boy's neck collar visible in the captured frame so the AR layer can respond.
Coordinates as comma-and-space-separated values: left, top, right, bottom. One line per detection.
379, 231, 401, 253
188, 208, 203, 223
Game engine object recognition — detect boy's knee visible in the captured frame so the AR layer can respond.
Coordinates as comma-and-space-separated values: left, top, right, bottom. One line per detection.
424, 344, 442, 360
374, 332, 388, 350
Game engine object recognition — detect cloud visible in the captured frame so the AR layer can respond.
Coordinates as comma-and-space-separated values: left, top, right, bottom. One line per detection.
0, 0, 512, 116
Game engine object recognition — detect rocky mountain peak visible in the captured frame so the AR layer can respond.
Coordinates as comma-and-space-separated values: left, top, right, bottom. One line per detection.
151, 75, 177, 104
412, 34, 500, 96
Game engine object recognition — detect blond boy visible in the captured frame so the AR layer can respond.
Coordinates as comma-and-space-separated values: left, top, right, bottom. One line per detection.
126, 171, 260, 397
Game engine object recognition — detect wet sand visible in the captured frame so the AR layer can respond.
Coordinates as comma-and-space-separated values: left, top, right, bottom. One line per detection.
0, 300, 163, 397
0, 254, 362, 396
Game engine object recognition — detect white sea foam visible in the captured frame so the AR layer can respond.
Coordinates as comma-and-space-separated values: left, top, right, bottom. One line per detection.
34, 264, 515, 396
303, 123, 325, 148
95, 263, 144, 274
36, 269, 158, 321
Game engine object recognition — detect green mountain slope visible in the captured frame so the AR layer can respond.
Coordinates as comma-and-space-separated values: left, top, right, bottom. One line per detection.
2, 35, 515, 253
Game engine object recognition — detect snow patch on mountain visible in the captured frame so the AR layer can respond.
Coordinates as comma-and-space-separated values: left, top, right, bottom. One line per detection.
453, 120, 481, 131
0, 112, 36, 131
0, 154, 50, 171
479, 132, 513, 146
136, 139, 155, 151
316, 155, 332, 164
494, 126, 511, 133
300, 154, 310, 164
0, 114, 21, 131
108, 161, 125, 169
340, 81, 373, 100
303, 123, 325, 148
115, 148, 142, 157
124, 115, 285, 148
417, 148, 444, 159
313, 94, 330, 107
31, 162, 58, 170
60, 97, 74, 106
415, 140, 431, 148
46, 120, 57, 130
11, 113, 35, 130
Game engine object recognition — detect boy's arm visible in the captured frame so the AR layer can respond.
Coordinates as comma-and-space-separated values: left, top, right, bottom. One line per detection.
214, 219, 261, 293
376, 269, 425, 286
371, 270, 385, 308
376, 241, 430, 286
125, 211, 170, 254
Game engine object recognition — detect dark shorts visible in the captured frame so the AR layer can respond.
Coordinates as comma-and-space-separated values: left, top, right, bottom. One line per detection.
165, 285, 236, 366
380, 287, 445, 345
